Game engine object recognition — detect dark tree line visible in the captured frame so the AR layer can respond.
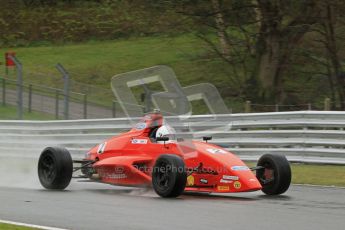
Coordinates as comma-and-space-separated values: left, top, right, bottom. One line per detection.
21, 0, 101, 6
155, 0, 345, 108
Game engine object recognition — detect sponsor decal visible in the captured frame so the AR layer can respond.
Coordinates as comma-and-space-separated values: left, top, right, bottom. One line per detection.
206, 148, 227, 154
187, 175, 195, 186
234, 181, 242, 189
220, 179, 233, 184
97, 168, 127, 179
200, 179, 208, 184
231, 166, 250, 171
222, 175, 239, 181
249, 178, 257, 182
131, 139, 148, 144
135, 122, 147, 130
217, 185, 230, 191
97, 142, 107, 154
114, 166, 124, 174
104, 173, 127, 179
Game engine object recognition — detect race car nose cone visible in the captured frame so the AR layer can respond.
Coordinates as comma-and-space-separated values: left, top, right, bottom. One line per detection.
231, 178, 262, 192
221, 171, 262, 192
245, 178, 262, 191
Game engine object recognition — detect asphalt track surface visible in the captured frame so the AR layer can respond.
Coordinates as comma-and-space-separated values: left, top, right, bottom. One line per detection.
1, 157, 345, 230
1, 177, 345, 230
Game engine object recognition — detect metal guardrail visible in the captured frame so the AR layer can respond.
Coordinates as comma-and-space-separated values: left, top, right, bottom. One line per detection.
1, 111, 345, 164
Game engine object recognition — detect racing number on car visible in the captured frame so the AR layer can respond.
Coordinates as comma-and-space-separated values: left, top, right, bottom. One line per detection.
97, 142, 107, 154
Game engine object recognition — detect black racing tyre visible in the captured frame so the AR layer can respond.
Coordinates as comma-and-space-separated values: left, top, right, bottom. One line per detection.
256, 154, 291, 195
152, 154, 187, 198
38, 147, 73, 190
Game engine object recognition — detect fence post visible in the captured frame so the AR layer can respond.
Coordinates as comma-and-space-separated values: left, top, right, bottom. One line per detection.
308, 103, 311, 111
83, 94, 87, 119
275, 104, 279, 112
55, 90, 59, 119
2, 78, 5, 106
324, 98, 331, 111
112, 101, 116, 118
244, 100, 251, 113
28, 84, 32, 113
8, 55, 23, 119
55, 63, 70, 120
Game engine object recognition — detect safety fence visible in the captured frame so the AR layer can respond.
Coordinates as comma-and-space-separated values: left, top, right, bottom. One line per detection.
0, 55, 343, 120
0, 77, 119, 119
1, 111, 345, 164
0, 76, 339, 120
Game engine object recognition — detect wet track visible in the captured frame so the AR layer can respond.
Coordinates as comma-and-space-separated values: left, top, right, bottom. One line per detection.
1, 181, 345, 230
0, 157, 345, 230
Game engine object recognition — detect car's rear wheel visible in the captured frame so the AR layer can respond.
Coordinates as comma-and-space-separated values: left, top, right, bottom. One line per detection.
152, 154, 187, 198
38, 147, 73, 190
256, 154, 291, 195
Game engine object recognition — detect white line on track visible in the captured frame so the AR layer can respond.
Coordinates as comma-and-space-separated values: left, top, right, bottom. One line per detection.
294, 184, 345, 189
0, 219, 68, 230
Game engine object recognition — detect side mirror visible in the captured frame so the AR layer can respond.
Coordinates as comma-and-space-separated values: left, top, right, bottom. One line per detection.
203, 136, 212, 142
156, 136, 169, 142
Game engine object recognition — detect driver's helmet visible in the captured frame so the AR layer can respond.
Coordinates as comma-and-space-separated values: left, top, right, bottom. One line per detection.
156, 124, 176, 143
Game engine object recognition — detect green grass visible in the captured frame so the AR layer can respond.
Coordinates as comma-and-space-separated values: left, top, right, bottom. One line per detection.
246, 162, 345, 187
0, 105, 53, 120
1, 34, 208, 84
0, 34, 242, 112
0, 33, 331, 113
292, 164, 345, 187
0, 223, 38, 230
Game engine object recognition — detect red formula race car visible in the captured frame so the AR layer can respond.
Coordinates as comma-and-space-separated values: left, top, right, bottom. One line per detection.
38, 111, 291, 198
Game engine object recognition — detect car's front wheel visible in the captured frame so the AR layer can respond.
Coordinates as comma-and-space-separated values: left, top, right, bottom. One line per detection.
256, 154, 291, 195
152, 154, 187, 198
38, 146, 73, 190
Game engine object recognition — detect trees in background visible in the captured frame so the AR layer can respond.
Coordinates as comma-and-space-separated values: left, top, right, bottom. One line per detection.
170, 0, 345, 108
0, 0, 189, 46
1, 0, 345, 108
170, 0, 324, 104
253, 0, 320, 103
315, 1, 345, 109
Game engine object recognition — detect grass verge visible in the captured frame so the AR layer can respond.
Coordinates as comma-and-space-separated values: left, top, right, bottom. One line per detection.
246, 162, 345, 187
291, 164, 345, 187
0, 34, 244, 112
0, 223, 39, 230
0, 105, 53, 120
